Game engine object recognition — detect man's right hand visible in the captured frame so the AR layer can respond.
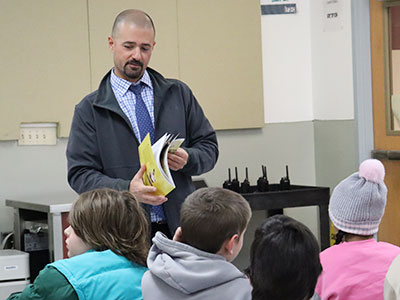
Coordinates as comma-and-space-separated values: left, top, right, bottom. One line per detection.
129, 164, 168, 205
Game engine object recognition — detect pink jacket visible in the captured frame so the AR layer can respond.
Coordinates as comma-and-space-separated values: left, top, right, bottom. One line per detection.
314, 239, 400, 300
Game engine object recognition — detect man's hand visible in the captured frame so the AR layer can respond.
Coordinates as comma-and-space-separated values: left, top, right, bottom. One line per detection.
168, 148, 188, 171
129, 164, 168, 205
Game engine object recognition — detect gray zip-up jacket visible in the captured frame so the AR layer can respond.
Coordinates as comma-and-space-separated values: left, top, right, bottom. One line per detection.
141, 232, 252, 300
66, 68, 218, 233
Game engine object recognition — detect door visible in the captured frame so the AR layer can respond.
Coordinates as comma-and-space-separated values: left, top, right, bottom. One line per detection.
370, 0, 400, 245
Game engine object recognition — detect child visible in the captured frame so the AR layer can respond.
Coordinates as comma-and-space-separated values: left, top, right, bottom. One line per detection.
8, 188, 149, 300
141, 187, 252, 300
246, 214, 322, 300
313, 159, 400, 300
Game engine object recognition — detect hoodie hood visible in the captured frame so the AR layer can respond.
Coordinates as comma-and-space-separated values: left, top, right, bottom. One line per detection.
146, 232, 249, 295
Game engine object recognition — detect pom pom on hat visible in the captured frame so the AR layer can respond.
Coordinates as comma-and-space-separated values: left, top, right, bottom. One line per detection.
328, 159, 387, 236
359, 159, 385, 183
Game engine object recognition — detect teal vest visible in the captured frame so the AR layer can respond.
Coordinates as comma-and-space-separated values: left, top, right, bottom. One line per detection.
51, 249, 147, 300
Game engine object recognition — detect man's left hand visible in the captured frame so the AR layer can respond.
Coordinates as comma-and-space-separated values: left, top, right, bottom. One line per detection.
168, 148, 188, 171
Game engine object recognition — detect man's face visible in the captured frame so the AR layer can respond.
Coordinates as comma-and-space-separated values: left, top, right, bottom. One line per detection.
108, 22, 155, 82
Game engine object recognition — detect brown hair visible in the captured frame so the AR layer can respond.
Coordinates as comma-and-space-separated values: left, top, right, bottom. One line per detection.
180, 187, 252, 253
69, 188, 149, 266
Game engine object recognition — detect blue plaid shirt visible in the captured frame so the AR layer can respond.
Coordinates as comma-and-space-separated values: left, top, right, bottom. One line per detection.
110, 69, 165, 222
110, 69, 154, 143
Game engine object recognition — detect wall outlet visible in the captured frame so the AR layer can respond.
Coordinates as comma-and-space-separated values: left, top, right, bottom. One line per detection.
18, 123, 57, 146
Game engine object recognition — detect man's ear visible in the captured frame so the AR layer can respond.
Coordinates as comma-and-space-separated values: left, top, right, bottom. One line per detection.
173, 227, 183, 242
108, 36, 114, 51
223, 233, 239, 255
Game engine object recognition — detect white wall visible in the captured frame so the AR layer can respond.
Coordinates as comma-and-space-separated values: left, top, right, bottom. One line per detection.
255, 0, 354, 248
0, 139, 74, 232
261, 0, 314, 123
262, 0, 354, 123
310, 0, 354, 120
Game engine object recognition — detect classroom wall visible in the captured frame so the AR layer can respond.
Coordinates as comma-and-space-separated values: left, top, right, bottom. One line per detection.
0, 0, 363, 270
310, 0, 354, 120
261, 1, 313, 123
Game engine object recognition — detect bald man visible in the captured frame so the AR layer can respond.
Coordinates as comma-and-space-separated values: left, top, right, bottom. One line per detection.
66, 9, 218, 238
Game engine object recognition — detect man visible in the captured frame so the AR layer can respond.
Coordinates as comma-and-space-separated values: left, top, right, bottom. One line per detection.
66, 9, 218, 237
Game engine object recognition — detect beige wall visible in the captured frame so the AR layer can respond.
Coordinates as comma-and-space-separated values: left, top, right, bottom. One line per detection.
0, 0, 91, 140
0, 0, 264, 140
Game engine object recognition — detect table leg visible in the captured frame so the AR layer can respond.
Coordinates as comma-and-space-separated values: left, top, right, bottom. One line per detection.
319, 204, 330, 250
48, 212, 64, 262
13, 208, 22, 250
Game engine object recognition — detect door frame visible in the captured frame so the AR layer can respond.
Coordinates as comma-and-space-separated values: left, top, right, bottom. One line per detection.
352, 0, 374, 163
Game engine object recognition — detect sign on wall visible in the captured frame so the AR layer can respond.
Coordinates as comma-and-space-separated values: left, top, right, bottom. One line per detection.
261, 0, 297, 15
323, 0, 343, 31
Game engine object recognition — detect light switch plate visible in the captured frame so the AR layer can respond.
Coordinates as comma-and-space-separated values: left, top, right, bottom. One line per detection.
18, 123, 57, 146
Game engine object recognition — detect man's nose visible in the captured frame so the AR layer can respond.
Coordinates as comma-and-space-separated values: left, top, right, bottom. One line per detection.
131, 47, 141, 61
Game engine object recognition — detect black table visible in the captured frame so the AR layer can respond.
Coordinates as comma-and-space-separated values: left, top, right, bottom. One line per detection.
240, 184, 330, 250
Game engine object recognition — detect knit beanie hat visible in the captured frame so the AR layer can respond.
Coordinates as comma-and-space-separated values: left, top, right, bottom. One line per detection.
328, 159, 387, 236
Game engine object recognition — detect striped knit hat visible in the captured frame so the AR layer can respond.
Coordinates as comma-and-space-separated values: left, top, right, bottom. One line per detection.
329, 159, 387, 236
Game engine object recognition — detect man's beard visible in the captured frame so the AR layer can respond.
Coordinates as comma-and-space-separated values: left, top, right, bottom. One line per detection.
124, 59, 144, 80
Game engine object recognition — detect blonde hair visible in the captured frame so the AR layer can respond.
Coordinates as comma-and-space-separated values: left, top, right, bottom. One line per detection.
69, 188, 149, 266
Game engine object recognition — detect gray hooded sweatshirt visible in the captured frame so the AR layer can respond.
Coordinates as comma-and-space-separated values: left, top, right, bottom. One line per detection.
141, 232, 252, 300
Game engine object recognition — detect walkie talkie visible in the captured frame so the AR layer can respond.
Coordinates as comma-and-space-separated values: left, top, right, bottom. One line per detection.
223, 168, 233, 190
241, 167, 250, 193
280, 165, 291, 190
231, 167, 240, 192
257, 165, 269, 192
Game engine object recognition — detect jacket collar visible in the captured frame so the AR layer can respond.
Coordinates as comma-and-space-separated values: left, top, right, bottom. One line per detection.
93, 67, 175, 118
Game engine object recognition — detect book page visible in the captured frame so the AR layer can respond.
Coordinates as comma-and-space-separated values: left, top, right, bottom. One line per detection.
152, 133, 174, 186
138, 134, 175, 196
168, 138, 184, 153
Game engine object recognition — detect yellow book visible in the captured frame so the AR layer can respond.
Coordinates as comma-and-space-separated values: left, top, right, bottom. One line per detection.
138, 133, 184, 196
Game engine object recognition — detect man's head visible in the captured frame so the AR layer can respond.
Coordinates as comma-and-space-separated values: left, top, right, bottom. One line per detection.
108, 9, 156, 82
247, 215, 322, 300
179, 187, 252, 261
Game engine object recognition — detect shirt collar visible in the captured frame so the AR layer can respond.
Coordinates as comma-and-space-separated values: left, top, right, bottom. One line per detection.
110, 69, 153, 96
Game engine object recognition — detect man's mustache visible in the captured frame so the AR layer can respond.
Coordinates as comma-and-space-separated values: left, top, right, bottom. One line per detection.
126, 59, 143, 67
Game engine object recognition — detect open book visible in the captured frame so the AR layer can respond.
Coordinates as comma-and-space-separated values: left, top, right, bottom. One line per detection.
138, 133, 185, 196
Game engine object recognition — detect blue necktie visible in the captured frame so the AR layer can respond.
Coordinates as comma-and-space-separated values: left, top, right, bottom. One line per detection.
130, 83, 166, 222
129, 83, 154, 143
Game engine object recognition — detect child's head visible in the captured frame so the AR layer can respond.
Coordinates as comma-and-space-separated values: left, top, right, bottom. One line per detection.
179, 187, 251, 261
66, 188, 149, 266
329, 159, 387, 242
247, 215, 322, 300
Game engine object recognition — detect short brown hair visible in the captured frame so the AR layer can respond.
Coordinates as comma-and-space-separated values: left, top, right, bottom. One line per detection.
180, 187, 252, 253
69, 188, 149, 266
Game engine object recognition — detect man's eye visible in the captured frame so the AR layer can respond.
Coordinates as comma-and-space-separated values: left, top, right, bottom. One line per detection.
124, 45, 132, 49
142, 47, 150, 52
